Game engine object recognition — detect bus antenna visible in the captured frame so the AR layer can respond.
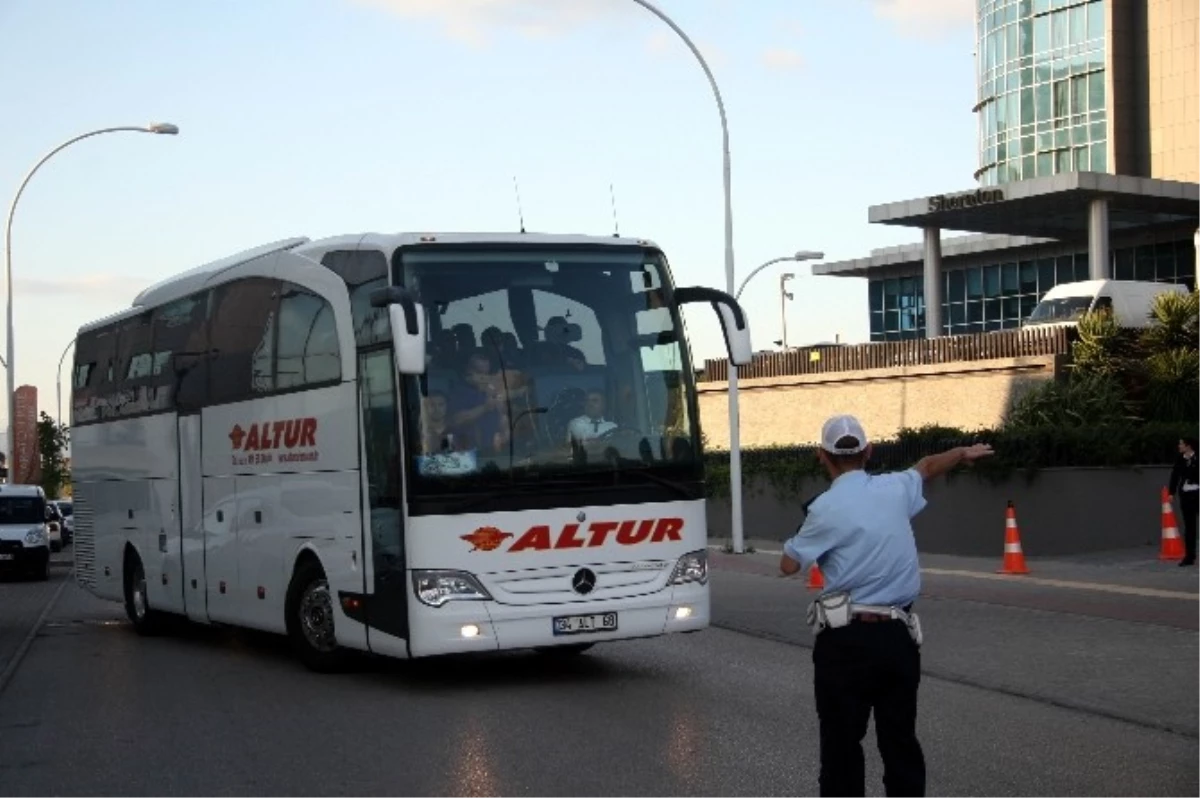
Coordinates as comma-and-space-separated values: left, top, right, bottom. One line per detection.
609, 183, 620, 238
512, 176, 526, 234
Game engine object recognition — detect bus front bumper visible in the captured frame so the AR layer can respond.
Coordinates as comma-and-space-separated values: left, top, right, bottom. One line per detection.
407, 582, 710, 658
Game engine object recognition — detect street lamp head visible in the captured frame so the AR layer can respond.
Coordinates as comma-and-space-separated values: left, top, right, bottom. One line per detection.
792, 250, 824, 261
781, 272, 795, 281
147, 122, 180, 135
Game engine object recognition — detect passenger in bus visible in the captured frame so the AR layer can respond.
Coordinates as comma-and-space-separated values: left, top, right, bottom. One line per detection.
566, 390, 617, 446
537, 315, 584, 367
450, 323, 477, 368
418, 391, 468, 454
448, 350, 511, 455
427, 329, 458, 368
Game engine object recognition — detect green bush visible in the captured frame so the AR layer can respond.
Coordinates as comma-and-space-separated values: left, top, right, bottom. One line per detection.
1004, 371, 1133, 429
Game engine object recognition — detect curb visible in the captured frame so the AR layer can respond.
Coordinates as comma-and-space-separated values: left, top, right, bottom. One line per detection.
0, 569, 72, 698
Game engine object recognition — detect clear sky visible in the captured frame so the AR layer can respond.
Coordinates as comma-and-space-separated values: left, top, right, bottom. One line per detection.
0, 0, 978, 441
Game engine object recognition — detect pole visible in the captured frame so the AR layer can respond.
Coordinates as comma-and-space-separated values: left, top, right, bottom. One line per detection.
780, 274, 789, 350
4, 123, 177, 477
56, 338, 75, 428
629, 0, 740, 549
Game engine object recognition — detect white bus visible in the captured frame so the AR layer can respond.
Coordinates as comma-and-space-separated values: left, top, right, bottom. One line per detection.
71, 232, 751, 670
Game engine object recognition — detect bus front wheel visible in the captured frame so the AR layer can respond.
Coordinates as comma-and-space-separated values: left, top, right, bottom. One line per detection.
286, 558, 348, 673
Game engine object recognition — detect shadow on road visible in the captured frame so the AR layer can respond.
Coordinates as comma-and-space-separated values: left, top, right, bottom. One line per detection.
112, 614, 659, 689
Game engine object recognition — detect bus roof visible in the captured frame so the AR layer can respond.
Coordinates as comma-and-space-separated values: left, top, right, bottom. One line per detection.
78, 231, 663, 335
290, 231, 661, 260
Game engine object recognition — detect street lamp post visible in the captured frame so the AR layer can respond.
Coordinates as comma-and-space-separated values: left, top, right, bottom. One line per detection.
4, 122, 179, 475
780, 273, 795, 349
728, 250, 823, 552
626, 0, 748, 550
56, 338, 75, 428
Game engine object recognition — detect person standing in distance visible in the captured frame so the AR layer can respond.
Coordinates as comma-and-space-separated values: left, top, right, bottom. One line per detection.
780, 414, 994, 797
1169, 436, 1198, 566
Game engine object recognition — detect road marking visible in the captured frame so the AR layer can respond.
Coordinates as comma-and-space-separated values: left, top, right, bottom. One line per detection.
708, 546, 1198, 601
0, 569, 73, 697
920, 568, 1198, 601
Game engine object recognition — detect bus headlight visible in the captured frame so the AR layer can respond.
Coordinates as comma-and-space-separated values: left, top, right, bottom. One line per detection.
412, 570, 492, 608
24, 528, 46, 546
669, 550, 708, 586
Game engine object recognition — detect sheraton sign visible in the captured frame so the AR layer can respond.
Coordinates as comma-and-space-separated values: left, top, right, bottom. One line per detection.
927, 188, 1004, 212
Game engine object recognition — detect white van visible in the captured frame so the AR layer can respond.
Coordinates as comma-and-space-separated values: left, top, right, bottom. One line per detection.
0, 484, 52, 580
1023, 279, 1188, 329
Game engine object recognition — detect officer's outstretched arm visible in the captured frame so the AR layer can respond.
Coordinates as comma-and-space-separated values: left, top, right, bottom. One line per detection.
913, 443, 994, 481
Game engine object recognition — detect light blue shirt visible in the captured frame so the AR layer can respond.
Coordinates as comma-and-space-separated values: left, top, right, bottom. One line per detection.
783, 468, 926, 607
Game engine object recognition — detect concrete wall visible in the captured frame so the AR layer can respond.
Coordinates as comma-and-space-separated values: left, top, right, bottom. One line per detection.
697, 355, 1062, 449
706, 466, 1173, 557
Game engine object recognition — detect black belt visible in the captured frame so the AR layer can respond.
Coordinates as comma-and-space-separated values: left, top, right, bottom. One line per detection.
850, 603, 914, 624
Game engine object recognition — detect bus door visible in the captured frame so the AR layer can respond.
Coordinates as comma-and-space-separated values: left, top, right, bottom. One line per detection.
178, 414, 208, 623
358, 348, 410, 654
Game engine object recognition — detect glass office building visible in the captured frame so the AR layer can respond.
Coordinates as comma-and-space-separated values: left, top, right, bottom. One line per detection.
977, 0, 1108, 186
816, 0, 1198, 342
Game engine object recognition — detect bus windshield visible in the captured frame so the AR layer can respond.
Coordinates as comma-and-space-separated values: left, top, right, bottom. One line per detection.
396, 245, 701, 496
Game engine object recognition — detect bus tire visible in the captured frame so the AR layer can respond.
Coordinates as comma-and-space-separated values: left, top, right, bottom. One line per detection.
286, 558, 347, 673
123, 552, 166, 636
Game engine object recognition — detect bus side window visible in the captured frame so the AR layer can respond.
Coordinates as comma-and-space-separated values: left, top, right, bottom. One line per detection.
113, 312, 154, 419
320, 250, 390, 348
72, 325, 113, 425
277, 282, 342, 389
1093, 296, 1113, 313
153, 291, 212, 413
209, 278, 280, 406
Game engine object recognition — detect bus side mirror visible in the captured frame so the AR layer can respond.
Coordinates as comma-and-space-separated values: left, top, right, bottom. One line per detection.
369, 286, 427, 375
673, 286, 752, 366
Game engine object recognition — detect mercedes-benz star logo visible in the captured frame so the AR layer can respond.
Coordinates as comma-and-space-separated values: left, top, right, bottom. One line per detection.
571, 568, 597, 595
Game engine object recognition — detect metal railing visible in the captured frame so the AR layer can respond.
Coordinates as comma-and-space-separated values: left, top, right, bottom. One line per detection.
701, 326, 1075, 382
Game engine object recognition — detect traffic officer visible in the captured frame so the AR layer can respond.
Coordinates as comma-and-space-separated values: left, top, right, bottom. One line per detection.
780, 414, 993, 797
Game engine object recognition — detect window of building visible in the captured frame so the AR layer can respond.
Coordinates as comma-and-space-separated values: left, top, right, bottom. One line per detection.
867, 235, 1195, 343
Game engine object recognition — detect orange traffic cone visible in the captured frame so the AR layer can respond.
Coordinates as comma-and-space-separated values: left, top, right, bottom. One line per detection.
807, 563, 824, 590
997, 500, 1030, 575
1159, 486, 1185, 561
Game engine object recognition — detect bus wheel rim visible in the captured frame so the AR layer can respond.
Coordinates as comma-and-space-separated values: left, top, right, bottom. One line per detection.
132, 570, 148, 621
299, 580, 336, 652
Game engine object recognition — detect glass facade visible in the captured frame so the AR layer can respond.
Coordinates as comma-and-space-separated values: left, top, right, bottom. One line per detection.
868, 239, 1196, 341
976, 0, 1108, 186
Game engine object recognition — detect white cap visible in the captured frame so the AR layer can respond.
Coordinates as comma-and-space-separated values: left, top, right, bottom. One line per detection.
821, 414, 868, 455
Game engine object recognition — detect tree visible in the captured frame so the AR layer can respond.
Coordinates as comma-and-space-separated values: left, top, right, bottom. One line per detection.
1139, 290, 1200, 423
37, 411, 70, 499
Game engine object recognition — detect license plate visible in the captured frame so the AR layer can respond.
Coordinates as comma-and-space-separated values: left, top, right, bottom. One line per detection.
0, 554, 12, 561
552, 612, 618, 636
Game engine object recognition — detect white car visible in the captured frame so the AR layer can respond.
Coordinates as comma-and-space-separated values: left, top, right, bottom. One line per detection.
0, 484, 52, 580
45, 504, 64, 553
52, 500, 74, 546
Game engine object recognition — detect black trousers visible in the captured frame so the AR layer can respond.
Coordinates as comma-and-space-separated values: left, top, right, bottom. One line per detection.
1180, 491, 1198, 563
813, 620, 925, 797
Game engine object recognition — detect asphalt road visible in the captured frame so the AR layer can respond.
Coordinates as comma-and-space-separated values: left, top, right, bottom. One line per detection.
0, 548, 1195, 797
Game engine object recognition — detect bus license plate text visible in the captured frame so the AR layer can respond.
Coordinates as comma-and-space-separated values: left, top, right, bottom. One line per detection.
552, 612, 618, 635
